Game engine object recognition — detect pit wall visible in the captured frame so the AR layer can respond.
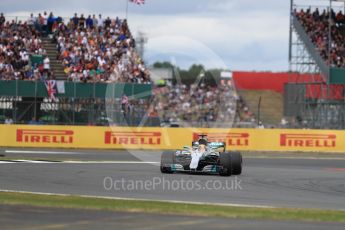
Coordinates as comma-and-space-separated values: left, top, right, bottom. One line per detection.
0, 125, 344, 153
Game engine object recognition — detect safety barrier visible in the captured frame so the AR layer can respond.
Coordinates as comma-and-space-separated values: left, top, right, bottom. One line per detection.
0, 125, 344, 153
0, 81, 152, 99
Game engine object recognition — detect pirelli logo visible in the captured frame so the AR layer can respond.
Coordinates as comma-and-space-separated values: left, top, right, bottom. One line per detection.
280, 134, 336, 148
16, 129, 74, 144
193, 133, 249, 146
105, 131, 161, 145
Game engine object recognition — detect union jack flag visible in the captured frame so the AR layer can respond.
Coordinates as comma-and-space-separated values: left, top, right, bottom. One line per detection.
45, 80, 57, 101
130, 0, 145, 5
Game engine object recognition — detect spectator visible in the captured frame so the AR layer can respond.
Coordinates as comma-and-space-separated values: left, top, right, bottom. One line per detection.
78, 14, 86, 29
51, 20, 59, 33
281, 118, 288, 127
5, 118, 13, 124
121, 94, 129, 114
28, 117, 40, 125
72, 13, 79, 29
43, 56, 50, 72
257, 121, 265, 129
97, 14, 103, 28
312, 8, 320, 20
92, 14, 98, 27
104, 17, 111, 28
0, 13, 5, 27
27, 13, 36, 27
37, 13, 44, 32
86, 15, 93, 28
47, 12, 56, 33
42, 11, 48, 33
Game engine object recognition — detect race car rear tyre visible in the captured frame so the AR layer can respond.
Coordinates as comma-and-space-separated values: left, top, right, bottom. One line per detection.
219, 152, 232, 176
231, 152, 242, 175
160, 151, 175, 174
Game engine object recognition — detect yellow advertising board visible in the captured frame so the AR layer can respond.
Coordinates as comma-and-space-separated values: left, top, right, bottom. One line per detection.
0, 125, 344, 153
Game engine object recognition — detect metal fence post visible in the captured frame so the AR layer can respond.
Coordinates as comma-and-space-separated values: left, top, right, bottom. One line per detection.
14, 80, 18, 123
73, 82, 76, 125
34, 81, 37, 121
257, 96, 262, 126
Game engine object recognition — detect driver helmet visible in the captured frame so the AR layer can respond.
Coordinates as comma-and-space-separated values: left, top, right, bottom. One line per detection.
198, 138, 208, 146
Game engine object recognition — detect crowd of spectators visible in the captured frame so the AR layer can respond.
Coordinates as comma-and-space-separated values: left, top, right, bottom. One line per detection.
1, 12, 254, 127
1, 12, 151, 84
152, 82, 255, 127
295, 8, 345, 67
0, 13, 55, 81
53, 13, 151, 83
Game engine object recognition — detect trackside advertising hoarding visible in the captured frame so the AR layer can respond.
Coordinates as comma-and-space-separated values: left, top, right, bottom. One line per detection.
0, 125, 344, 152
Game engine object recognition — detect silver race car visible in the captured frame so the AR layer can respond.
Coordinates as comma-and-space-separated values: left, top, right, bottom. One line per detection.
160, 134, 242, 176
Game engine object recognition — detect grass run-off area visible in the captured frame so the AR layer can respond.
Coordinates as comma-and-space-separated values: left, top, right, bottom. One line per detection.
0, 191, 345, 223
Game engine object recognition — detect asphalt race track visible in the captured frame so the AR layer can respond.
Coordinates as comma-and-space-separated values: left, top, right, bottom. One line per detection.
0, 147, 345, 209
1, 148, 345, 210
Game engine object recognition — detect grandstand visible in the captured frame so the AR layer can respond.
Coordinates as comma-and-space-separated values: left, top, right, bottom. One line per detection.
10, 4, 345, 129
153, 83, 253, 128
0, 12, 247, 128
286, 0, 345, 129
0, 12, 156, 126
0, 13, 150, 82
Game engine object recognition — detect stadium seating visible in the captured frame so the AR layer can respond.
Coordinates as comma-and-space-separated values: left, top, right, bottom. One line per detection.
0, 13, 151, 84
0, 13, 253, 127
0, 19, 54, 80
53, 14, 151, 83
153, 83, 255, 127
295, 8, 345, 68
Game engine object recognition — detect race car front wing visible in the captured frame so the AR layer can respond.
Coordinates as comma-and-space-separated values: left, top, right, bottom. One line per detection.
165, 164, 221, 173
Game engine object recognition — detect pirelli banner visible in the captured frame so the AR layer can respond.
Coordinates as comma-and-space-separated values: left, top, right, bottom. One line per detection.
0, 125, 344, 153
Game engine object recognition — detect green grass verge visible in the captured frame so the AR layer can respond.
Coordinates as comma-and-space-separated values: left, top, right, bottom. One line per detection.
0, 191, 345, 222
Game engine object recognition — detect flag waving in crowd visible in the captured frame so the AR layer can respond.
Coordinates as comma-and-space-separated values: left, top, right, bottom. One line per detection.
45, 80, 57, 101
130, 0, 145, 5
126, 0, 145, 19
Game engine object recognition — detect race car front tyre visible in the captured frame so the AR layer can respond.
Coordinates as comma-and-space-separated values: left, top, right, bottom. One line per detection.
160, 151, 175, 174
231, 152, 242, 175
219, 153, 232, 176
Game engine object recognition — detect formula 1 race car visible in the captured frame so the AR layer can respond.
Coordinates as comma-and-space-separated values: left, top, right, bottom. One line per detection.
160, 134, 242, 176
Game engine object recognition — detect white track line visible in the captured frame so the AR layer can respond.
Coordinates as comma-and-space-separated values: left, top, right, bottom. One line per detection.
63, 161, 159, 164
12, 160, 55, 163
0, 160, 159, 164
4, 150, 345, 160
5, 150, 82, 155
245, 156, 345, 160
0, 189, 276, 209
0, 160, 55, 164
5, 150, 345, 160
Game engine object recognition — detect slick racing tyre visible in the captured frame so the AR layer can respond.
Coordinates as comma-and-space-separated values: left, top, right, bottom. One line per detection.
231, 151, 242, 175
219, 152, 232, 176
160, 151, 175, 174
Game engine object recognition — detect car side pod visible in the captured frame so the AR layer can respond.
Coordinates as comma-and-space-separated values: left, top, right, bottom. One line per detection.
219, 151, 242, 176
